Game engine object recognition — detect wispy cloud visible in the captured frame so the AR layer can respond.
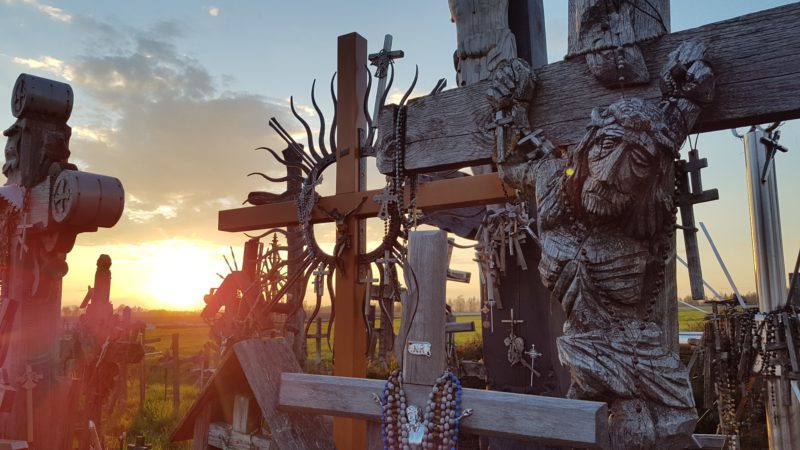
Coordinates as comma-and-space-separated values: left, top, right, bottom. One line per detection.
207, 6, 220, 17
8, 0, 72, 23
12, 55, 73, 80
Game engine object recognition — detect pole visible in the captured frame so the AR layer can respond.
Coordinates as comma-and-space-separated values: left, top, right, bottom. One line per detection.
139, 329, 145, 409
743, 129, 800, 449
332, 32, 369, 450
172, 333, 180, 416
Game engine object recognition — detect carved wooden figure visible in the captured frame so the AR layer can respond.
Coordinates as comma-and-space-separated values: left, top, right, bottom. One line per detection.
0, 74, 124, 449
493, 41, 714, 448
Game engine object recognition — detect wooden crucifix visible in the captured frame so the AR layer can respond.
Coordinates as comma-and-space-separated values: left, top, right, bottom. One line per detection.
0, 74, 125, 448
369, 3, 800, 448
277, 230, 610, 449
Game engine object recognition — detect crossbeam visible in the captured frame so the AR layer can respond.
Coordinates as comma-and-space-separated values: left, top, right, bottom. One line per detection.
278, 372, 609, 449
376, 3, 800, 174
218, 172, 509, 232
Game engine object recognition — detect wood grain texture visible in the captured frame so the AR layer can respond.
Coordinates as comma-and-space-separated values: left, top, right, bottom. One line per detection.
233, 339, 334, 450
218, 172, 510, 232
376, 3, 800, 174
208, 423, 271, 450
278, 373, 609, 448
403, 231, 448, 385
191, 402, 211, 450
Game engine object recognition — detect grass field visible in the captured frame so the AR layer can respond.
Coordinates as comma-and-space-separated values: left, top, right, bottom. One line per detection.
103, 307, 710, 448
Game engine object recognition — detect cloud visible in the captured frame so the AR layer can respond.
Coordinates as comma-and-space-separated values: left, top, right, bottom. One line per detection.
8, 0, 72, 23
208, 6, 220, 17
55, 20, 300, 246
12, 55, 73, 81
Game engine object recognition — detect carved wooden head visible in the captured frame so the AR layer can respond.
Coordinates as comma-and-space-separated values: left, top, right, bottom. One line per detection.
1, 124, 20, 185
569, 98, 674, 236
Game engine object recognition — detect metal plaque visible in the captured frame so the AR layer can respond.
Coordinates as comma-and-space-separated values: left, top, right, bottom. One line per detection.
407, 341, 432, 357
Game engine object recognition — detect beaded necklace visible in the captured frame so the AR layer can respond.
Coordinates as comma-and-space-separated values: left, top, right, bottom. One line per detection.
376, 369, 472, 450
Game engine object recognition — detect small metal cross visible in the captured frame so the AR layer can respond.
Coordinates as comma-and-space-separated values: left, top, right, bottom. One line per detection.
312, 265, 329, 298
373, 186, 398, 221
376, 249, 397, 286
16, 211, 34, 258
501, 308, 524, 330
525, 344, 543, 386
17, 364, 42, 443
368, 35, 404, 127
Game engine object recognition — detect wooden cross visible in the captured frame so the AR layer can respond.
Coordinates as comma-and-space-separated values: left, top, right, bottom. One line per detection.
277, 231, 610, 449
676, 148, 719, 300
374, 4, 800, 175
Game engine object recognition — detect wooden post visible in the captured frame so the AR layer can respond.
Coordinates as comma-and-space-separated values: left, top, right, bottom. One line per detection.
172, 333, 180, 416
332, 32, 369, 450
403, 231, 448, 385
139, 330, 145, 409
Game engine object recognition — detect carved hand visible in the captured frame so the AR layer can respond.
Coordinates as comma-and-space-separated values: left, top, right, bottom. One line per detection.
660, 41, 715, 105
486, 58, 536, 111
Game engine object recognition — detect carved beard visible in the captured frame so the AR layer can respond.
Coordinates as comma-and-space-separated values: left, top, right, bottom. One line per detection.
581, 177, 632, 217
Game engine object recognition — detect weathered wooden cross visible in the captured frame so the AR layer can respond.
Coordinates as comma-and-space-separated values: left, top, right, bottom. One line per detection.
218, 4, 800, 447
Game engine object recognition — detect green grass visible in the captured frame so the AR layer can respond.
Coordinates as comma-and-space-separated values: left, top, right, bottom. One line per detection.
678, 306, 711, 331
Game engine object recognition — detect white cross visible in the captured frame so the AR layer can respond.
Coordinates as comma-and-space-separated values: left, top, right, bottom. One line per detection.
372, 186, 398, 221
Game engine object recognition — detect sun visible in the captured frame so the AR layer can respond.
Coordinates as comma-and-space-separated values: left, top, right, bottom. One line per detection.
141, 240, 227, 310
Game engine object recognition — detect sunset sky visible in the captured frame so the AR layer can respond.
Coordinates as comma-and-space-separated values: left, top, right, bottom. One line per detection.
1, 0, 798, 310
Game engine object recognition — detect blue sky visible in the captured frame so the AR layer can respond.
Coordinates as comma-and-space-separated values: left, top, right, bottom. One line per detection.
0, 0, 798, 308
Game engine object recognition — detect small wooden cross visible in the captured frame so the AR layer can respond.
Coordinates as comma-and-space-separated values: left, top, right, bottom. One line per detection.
16, 364, 42, 443
677, 148, 719, 300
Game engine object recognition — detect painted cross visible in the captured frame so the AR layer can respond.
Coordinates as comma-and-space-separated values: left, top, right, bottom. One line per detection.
277, 230, 610, 449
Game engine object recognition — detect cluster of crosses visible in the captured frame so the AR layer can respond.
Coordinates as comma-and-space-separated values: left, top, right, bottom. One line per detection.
212, 2, 800, 449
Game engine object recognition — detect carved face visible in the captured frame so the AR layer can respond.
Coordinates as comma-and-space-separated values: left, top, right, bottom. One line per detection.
2, 127, 19, 183
581, 126, 666, 218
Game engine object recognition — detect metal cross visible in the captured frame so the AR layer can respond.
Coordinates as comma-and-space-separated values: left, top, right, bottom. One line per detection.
501, 308, 524, 330
312, 265, 329, 298
16, 211, 34, 258
525, 344, 543, 387
372, 185, 398, 221
376, 249, 396, 286
17, 364, 42, 443
368, 34, 404, 126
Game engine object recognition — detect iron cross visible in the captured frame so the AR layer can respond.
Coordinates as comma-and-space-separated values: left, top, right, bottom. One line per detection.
525, 344, 543, 387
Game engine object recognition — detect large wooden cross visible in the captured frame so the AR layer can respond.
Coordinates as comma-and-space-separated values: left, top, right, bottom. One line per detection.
218, 4, 800, 447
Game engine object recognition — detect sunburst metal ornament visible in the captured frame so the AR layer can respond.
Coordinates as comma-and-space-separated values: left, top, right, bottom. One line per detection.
245, 61, 421, 353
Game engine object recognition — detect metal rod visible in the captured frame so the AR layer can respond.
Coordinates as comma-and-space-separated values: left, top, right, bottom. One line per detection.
698, 222, 747, 308
676, 255, 725, 302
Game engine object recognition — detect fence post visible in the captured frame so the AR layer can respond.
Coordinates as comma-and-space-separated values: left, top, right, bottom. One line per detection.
172, 333, 180, 416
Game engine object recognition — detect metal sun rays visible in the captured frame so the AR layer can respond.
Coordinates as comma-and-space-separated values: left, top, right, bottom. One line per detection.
245, 63, 418, 352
